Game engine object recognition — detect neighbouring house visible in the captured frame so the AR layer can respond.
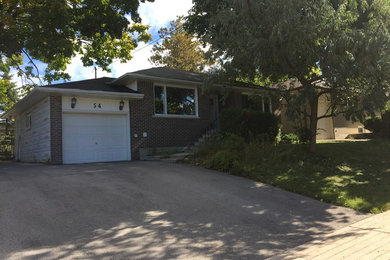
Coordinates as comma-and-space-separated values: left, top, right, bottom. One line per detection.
277, 80, 370, 140
1, 67, 367, 164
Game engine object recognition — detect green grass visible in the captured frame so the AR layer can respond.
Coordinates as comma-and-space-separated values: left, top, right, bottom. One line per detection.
191, 138, 390, 213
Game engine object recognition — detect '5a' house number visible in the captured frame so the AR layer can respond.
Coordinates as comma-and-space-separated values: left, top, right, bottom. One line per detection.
93, 103, 102, 109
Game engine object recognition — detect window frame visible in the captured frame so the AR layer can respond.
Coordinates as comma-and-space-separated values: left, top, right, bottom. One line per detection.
153, 83, 199, 118
25, 113, 31, 130
242, 93, 272, 113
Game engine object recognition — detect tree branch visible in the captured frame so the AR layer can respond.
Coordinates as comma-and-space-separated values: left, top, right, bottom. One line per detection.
21, 49, 43, 85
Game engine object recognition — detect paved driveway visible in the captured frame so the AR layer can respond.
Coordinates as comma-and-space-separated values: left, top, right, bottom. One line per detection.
0, 161, 368, 259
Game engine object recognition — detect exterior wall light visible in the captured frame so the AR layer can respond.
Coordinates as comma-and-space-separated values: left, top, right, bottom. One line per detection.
119, 100, 125, 111
71, 97, 77, 109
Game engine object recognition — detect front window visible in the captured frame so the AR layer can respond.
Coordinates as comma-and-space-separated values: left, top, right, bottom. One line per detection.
154, 85, 198, 116
154, 86, 164, 114
242, 94, 272, 113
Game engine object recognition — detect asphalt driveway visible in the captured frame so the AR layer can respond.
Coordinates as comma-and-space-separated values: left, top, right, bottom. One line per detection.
0, 161, 368, 259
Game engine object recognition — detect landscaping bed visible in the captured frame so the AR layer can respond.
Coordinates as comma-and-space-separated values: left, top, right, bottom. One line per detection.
191, 136, 390, 213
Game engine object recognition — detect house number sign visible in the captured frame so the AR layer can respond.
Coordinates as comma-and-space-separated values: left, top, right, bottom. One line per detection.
93, 103, 102, 109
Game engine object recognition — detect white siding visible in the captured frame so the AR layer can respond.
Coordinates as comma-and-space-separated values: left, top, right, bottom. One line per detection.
15, 97, 51, 162
62, 96, 129, 113
317, 95, 335, 140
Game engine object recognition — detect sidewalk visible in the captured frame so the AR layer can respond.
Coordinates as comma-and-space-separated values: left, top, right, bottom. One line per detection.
269, 210, 390, 260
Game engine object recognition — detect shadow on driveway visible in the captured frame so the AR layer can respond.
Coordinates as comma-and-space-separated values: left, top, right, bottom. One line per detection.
0, 161, 369, 259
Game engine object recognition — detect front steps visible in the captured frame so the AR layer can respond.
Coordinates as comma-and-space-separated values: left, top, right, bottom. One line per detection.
143, 128, 218, 163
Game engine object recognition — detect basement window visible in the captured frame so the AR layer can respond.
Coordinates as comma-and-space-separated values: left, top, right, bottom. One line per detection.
154, 85, 198, 117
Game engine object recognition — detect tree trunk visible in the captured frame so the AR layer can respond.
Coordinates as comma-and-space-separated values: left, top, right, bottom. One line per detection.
309, 99, 318, 153
5, 119, 8, 135
382, 111, 390, 138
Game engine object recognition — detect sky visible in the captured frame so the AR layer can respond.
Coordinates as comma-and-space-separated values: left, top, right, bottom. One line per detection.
66, 0, 194, 82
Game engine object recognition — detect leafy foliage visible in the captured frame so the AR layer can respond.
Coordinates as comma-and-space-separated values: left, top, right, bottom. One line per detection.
0, 58, 19, 112
186, 0, 390, 151
149, 17, 212, 72
0, 0, 153, 83
219, 108, 280, 142
280, 133, 300, 144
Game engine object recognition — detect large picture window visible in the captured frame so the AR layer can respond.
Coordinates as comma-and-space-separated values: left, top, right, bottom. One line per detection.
154, 85, 198, 116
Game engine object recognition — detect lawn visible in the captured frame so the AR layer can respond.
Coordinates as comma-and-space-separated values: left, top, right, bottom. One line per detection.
191, 137, 390, 213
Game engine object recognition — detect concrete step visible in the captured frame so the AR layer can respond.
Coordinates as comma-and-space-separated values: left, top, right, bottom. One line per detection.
142, 152, 190, 163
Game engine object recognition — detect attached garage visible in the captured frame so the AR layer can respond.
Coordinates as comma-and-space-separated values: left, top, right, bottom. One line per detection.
62, 113, 130, 164
3, 77, 144, 164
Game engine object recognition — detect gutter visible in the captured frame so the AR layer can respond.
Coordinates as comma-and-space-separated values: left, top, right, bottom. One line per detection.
36, 87, 144, 99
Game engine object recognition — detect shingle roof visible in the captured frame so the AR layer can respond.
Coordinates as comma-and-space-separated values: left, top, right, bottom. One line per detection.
127, 67, 275, 91
40, 77, 139, 93
130, 67, 204, 83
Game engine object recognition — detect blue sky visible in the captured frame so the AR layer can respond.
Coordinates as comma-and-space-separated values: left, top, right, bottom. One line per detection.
14, 0, 193, 86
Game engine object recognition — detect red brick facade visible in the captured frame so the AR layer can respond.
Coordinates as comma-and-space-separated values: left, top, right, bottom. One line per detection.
129, 80, 217, 159
49, 96, 63, 164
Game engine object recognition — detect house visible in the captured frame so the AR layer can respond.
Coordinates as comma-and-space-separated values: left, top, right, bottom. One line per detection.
1, 67, 367, 164
278, 84, 369, 140
1, 67, 272, 164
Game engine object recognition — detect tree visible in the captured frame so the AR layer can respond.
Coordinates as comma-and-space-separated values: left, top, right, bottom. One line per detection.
149, 16, 212, 72
186, 0, 390, 152
0, 58, 19, 112
0, 0, 153, 84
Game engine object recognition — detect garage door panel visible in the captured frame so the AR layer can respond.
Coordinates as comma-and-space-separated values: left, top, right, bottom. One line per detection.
63, 113, 129, 164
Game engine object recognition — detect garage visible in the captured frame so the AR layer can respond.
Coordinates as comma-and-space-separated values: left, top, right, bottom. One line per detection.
62, 113, 130, 164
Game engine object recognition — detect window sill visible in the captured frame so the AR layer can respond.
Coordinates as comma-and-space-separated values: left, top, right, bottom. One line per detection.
153, 114, 200, 119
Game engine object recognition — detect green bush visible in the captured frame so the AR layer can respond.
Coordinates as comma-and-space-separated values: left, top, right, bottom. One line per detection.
364, 116, 383, 134
219, 108, 280, 142
295, 127, 311, 144
280, 133, 300, 144
204, 150, 240, 172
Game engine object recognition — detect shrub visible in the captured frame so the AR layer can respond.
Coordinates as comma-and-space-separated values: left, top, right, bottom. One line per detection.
295, 127, 311, 144
364, 116, 383, 134
220, 133, 245, 151
219, 108, 244, 137
219, 108, 280, 142
204, 150, 240, 172
280, 133, 300, 144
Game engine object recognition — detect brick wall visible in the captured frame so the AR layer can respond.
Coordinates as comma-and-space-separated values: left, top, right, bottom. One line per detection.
130, 80, 216, 159
50, 96, 63, 164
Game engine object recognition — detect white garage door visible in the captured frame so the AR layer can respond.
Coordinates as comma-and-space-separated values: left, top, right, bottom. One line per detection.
63, 113, 130, 164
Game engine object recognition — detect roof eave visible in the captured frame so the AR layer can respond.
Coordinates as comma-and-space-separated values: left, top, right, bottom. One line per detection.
36, 87, 144, 99
1, 87, 144, 119
111, 73, 204, 86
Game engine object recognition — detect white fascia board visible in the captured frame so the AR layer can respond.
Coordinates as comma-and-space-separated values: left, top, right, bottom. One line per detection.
36, 87, 144, 99
2, 87, 144, 119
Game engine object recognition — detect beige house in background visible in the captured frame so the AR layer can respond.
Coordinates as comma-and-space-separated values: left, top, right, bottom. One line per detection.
280, 94, 369, 140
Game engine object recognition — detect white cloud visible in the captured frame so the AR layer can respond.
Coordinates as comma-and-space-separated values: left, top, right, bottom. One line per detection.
110, 42, 156, 77
65, 55, 112, 82
139, 0, 193, 29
